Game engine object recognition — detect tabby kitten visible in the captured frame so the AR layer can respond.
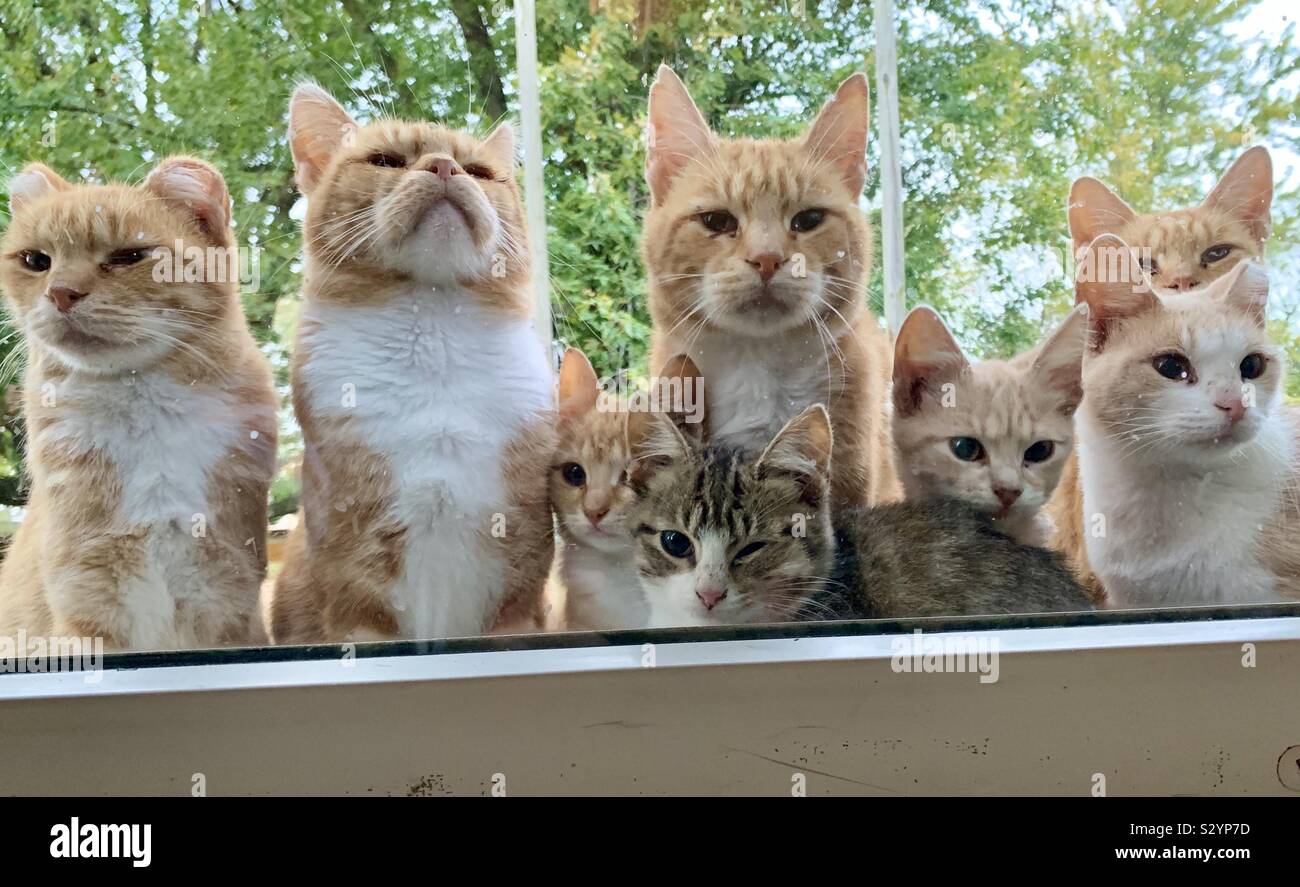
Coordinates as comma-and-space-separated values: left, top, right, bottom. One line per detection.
0, 158, 278, 650
270, 85, 554, 643
1072, 238, 1300, 606
627, 405, 1090, 628
892, 305, 1088, 546
643, 65, 898, 509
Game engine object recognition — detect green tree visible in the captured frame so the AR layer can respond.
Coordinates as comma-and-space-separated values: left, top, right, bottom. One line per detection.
1, 0, 1297, 518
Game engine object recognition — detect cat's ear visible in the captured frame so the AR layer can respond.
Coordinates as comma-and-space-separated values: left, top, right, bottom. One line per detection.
803, 73, 870, 196
1031, 304, 1090, 414
645, 65, 713, 205
8, 163, 70, 215
1074, 234, 1160, 350
756, 405, 833, 502
1215, 260, 1269, 327
892, 306, 969, 416
1067, 177, 1137, 256
143, 156, 231, 237
289, 84, 358, 195
653, 352, 707, 444
1203, 145, 1272, 250
558, 347, 599, 419
481, 122, 517, 171
629, 410, 693, 488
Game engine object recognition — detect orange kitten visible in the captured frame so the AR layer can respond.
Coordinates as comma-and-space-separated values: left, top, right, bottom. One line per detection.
550, 349, 644, 631
0, 158, 278, 650
550, 349, 703, 630
1050, 147, 1273, 599
643, 66, 898, 509
269, 86, 554, 644
892, 305, 1087, 547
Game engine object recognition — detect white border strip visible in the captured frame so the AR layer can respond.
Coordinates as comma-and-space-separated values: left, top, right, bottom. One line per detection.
514, 0, 551, 348
874, 0, 907, 334
3, 616, 1297, 702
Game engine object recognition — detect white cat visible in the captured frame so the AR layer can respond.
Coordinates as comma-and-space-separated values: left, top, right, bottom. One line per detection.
1074, 237, 1300, 607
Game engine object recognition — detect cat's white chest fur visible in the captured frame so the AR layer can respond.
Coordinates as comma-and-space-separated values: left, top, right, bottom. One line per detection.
560, 543, 648, 630
299, 287, 551, 638
690, 330, 833, 453
40, 370, 249, 647
1081, 413, 1294, 606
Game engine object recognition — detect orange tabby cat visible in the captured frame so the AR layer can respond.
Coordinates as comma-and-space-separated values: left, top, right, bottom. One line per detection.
0, 158, 278, 650
269, 86, 554, 644
643, 65, 898, 508
1049, 146, 1273, 599
1067, 146, 1272, 291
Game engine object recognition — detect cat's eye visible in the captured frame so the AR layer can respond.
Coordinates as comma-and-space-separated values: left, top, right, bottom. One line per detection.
105, 248, 149, 267
19, 250, 51, 273
1201, 243, 1234, 264
463, 163, 495, 181
733, 541, 767, 563
1140, 257, 1159, 276
367, 153, 406, 169
698, 211, 738, 235
1240, 353, 1266, 380
1152, 353, 1193, 382
560, 463, 586, 487
790, 209, 825, 232
949, 437, 984, 462
659, 530, 694, 559
1023, 440, 1055, 463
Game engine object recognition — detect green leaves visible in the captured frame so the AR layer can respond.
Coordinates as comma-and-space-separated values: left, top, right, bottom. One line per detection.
0, 0, 1296, 516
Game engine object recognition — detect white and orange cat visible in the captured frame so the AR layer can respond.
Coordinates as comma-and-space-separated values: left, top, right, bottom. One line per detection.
270, 85, 554, 643
550, 348, 703, 631
1073, 236, 1300, 606
1050, 146, 1274, 597
0, 158, 278, 650
892, 304, 1088, 546
551, 348, 644, 631
643, 65, 898, 508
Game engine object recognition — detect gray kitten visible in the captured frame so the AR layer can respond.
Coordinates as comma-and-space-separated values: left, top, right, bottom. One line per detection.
628, 405, 1091, 627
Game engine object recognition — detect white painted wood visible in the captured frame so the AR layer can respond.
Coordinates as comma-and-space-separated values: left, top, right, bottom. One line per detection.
3, 617, 1298, 794
874, 0, 906, 335
514, 0, 552, 349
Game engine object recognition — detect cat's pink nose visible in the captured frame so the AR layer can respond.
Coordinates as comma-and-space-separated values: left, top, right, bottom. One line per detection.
748, 252, 782, 282
696, 587, 726, 610
993, 486, 1021, 509
1167, 276, 1198, 292
47, 286, 87, 313
1215, 397, 1246, 423
584, 505, 609, 527
422, 156, 463, 182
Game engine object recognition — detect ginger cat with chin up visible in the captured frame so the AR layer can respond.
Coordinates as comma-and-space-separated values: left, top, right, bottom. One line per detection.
643, 66, 898, 509
0, 158, 278, 651
270, 86, 554, 644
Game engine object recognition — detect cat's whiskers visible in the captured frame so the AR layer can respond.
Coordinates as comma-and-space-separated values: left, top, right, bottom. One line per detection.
662, 287, 710, 340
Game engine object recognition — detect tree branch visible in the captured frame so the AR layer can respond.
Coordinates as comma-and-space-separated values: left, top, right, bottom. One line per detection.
447, 0, 508, 123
